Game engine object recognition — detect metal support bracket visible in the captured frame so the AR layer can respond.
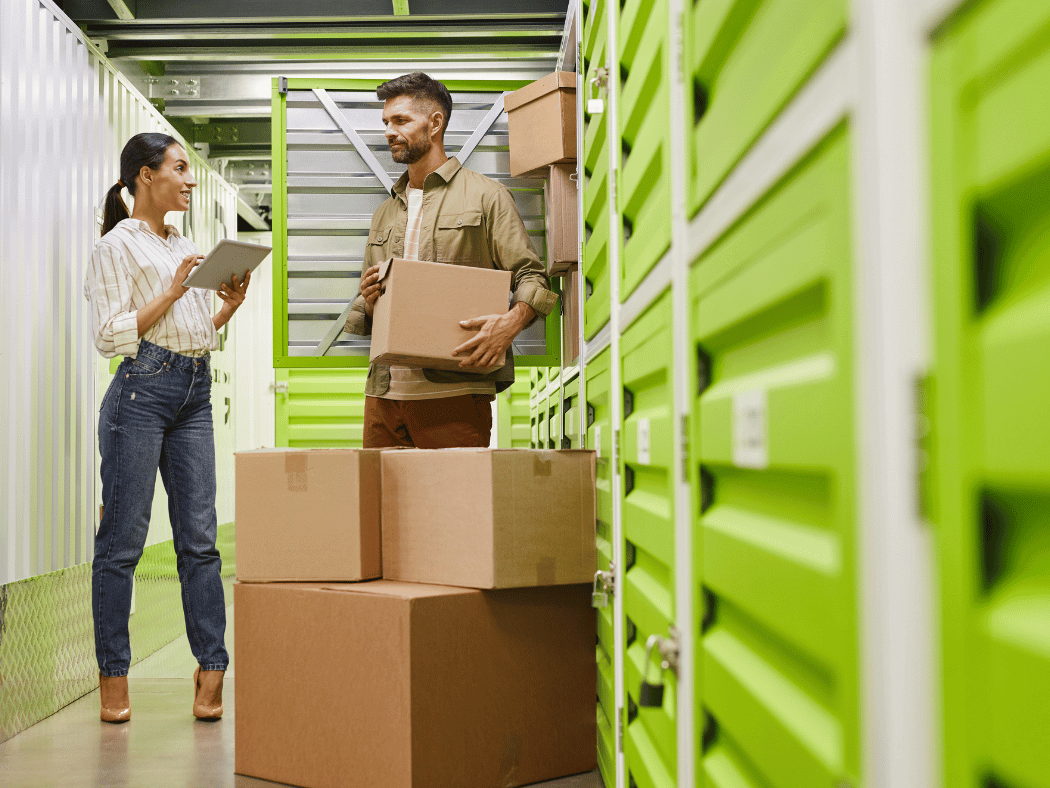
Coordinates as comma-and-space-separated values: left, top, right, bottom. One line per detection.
456, 93, 510, 169
313, 300, 358, 357
313, 88, 395, 194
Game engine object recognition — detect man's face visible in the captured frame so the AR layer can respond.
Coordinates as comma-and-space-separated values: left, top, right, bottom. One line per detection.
382, 95, 438, 164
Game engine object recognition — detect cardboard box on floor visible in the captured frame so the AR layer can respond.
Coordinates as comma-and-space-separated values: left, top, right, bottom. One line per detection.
234, 448, 382, 582
235, 580, 597, 788
369, 257, 512, 373
504, 72, 577, 176
382, 448, 597, 588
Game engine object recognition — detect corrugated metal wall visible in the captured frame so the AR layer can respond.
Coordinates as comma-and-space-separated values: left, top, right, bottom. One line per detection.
0, 0, 238, 586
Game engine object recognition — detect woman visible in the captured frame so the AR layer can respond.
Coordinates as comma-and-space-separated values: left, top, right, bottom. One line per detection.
84, 132, 249, 723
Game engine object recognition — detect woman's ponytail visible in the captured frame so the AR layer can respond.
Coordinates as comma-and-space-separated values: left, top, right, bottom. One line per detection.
100, 132, 179, 237
101, 182, 130, 237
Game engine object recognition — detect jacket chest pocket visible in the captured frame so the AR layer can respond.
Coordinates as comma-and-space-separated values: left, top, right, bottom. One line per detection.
366, 229, 390, 256
435, 210, 488, 264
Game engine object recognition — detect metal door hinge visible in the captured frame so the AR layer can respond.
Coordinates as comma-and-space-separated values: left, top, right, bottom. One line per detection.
278, 76, 288, 94
269, 381, 289, 395
914, 373, 933, 520
680, 413, 690, 480
618, 706, 625, 752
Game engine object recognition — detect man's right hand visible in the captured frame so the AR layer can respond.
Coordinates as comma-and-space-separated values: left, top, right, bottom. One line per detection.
360, 264, 383, 318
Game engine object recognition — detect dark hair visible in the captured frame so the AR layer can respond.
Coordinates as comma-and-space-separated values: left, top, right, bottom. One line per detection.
376, 72, 453, 137
101, 132, 180, 236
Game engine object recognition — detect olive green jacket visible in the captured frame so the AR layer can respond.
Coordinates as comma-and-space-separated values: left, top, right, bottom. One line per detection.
344, 157, 558, 395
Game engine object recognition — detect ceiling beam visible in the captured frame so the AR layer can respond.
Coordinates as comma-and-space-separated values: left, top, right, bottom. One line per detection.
106, 0, 136, 20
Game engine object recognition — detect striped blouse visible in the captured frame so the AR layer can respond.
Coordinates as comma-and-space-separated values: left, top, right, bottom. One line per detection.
84, 218, 218, 358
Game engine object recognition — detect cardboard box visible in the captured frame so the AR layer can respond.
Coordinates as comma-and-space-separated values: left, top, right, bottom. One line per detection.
382, 448, 596, 588
235, 448, 382, 582
369, 258, 512, 373
544, 163, 579, 275
235, 580, 597, 788
504, 72, 577, 176
562, 267, 580, 364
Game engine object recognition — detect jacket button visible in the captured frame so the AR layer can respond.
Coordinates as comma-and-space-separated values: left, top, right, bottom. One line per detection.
457, 219, 463, 226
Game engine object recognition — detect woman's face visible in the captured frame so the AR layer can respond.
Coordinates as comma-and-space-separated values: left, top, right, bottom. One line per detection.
142, 144, 197, 212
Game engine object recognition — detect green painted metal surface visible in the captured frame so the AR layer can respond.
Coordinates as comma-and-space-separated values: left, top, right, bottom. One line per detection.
685, 0, 847, 217
689, 127, 860, 787
618, 0, 672, 300
621, 291, 676, 788
497, 370, 533, 448
273, 368, 369, 448
582, 0, 613, 339
564, 375, 581, 449
586, 346, 616, 788
930, 3, 1050, 786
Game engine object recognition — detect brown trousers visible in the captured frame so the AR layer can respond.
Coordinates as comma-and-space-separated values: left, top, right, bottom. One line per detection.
362, 394, 493, 449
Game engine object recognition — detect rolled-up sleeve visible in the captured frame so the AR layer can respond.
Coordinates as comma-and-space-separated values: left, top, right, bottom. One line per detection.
344, 293, 372, 336
84, 243, 140, 358
487, 185, 559, 320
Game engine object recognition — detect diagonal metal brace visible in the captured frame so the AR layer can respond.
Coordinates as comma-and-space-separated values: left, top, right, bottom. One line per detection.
456, 93, 510, 168
313, 88, 395, 194
313, 299, 359, 357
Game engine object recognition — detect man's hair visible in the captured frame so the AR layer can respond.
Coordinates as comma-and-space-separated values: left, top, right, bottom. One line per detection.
376, 72, 453, 136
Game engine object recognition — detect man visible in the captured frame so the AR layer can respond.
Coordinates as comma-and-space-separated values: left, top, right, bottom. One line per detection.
344, 72, 558, 448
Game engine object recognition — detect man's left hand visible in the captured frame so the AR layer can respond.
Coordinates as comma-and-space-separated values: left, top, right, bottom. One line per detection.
453, 302, 535, 369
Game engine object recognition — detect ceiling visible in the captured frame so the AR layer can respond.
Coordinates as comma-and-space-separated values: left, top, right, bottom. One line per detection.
58, 0, 575, 229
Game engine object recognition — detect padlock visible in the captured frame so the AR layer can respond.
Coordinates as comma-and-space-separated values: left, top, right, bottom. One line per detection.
591, 570, 608, 608
638, 634, 664, 707
587, 98, 605, 115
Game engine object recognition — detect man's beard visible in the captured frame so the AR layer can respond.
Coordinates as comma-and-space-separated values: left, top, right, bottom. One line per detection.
390, 136, 431, 164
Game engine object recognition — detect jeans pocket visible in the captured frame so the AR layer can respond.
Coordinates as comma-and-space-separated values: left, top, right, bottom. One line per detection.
128, 354, 165, 376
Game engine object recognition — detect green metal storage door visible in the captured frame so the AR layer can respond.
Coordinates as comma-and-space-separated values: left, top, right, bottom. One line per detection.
690, 128, 860, 787
621, 291, 676, 788
587, 347, 616, 788
497, 370, 533, 449
273, 369, 370, 448
930, 3, 1050, 786
582, 0, 613, 339
685, 0, 847, 217
617, 0, 672, 300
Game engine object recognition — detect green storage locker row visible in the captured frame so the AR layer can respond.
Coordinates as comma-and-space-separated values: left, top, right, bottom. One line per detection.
564, 375, 582, 449
685, 0, 847, 216
930, 3, 1050, 786
621, 291, 677, 788
618, 0, 672, 300
582, 0, 613, 339
690, 127, 860, 786
586, 347, 617, 788
273, 368, 369, 448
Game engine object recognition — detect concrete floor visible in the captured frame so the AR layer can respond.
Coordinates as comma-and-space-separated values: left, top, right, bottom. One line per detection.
0, 605, 600, 788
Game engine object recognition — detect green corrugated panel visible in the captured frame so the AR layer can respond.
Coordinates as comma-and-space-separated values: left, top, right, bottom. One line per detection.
582, 0, 607, 67
621, 291, 676, 787
564, 376, 581, 448
690, 127, 859, 786
618, 0, 672, 300
583, 13, 613, 339
930, 4, 1050, 787
685, 0, 847, 217
586, 347, 617, 788
274, 368, 369, 448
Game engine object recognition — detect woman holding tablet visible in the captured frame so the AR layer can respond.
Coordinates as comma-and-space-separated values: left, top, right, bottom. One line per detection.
84, 132, 249, 723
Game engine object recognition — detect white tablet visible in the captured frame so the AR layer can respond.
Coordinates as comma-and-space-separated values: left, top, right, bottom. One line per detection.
182, 239, 272, 290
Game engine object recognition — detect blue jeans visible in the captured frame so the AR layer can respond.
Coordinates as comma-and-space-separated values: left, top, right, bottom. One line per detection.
93, 340, 228, 677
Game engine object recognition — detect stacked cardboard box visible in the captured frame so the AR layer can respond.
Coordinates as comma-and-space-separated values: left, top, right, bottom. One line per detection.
234, 447, 598, 788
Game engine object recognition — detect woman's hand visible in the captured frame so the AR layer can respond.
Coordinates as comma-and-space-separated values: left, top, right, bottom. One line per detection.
214, 270, 251, 329
168, 254, 204, 300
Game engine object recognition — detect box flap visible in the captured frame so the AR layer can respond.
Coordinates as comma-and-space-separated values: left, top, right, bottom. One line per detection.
504, 71, 576, 112
377, 257, 395, 286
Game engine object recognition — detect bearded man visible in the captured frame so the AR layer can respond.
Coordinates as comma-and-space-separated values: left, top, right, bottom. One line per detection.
344, 72, 558, 449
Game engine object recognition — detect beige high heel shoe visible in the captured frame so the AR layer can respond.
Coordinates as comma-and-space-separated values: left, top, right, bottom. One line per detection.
99, 674, 131, 723
193, 666, 224, 720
